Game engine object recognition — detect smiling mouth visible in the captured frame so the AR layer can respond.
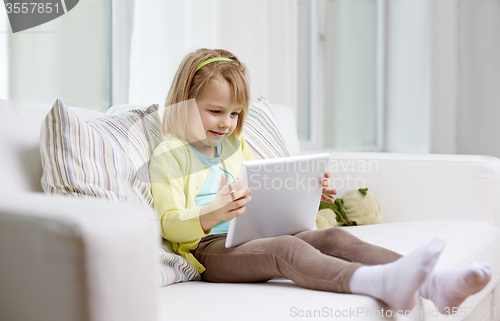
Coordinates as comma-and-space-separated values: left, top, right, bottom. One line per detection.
209, 130, 226, 137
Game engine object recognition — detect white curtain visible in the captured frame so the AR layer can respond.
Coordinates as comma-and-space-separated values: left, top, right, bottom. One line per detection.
2, 1, 297, 112
454, 0, 500, 157
128, 0, 298, 113
385, 0, 431, 153
385, 0, 500, 157
322, 0, 379, 150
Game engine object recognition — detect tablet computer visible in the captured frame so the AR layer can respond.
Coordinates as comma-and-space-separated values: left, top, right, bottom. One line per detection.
225, 153, 330, 248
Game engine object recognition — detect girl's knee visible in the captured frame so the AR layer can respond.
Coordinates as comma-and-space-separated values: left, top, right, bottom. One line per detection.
319, 227, 360, 243
269, 235, 307, 256
273, 234, 302, 247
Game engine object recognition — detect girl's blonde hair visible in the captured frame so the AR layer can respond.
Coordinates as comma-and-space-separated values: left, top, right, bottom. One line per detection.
163, 48, 250, 138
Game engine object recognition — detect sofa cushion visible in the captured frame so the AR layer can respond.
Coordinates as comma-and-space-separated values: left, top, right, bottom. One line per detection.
243, 96, 290, 159
157, 221, 500, 320
40, 98, 162, 205
347, 221, 500, 319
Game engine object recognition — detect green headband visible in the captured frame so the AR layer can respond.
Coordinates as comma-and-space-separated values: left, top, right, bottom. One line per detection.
196, 57, 233, 71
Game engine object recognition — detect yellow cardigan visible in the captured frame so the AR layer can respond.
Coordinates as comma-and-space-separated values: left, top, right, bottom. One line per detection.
149, 133, 256, 273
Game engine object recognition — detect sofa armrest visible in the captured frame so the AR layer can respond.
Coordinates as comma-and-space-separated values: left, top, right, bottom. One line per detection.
0, 192, 160, 321
327, 152, 500, 228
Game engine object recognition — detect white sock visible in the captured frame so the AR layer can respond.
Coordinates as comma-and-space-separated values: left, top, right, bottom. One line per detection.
419, 262, 492, 314
349, 236, 445, 311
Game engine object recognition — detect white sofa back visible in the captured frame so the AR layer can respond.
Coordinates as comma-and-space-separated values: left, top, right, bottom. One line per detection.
0, 99, 300, 194
329, 151, 500, 228
0, 99, 105, 194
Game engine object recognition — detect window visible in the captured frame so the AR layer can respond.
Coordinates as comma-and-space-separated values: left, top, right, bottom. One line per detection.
0, 7, 8, 99
1, 1, 112, 111
297, 0, 384, 152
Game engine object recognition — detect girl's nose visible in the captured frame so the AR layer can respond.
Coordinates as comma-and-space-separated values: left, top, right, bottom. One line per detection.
219, 116, 230, 128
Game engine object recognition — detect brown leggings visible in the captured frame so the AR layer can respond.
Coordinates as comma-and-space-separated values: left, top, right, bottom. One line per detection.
192, 227, 402, 293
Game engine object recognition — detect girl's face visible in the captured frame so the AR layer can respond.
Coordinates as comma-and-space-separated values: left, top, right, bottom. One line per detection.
186, 77, 242, 156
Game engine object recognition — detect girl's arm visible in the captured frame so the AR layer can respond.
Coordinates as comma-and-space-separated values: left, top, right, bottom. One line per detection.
149, 147, 209, 243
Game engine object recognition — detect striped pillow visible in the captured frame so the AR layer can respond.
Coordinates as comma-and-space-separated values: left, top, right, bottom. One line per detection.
40, 98, 162, 205
158, 239, 201, 287
243, 96, 290, 159
40, 99, 201, 287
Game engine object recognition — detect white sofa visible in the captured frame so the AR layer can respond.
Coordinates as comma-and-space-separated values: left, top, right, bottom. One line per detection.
1, 98, 500, 321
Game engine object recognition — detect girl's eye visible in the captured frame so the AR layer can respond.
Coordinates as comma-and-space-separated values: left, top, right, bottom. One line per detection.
231, 112, 240, 116
211, 110, 220, 114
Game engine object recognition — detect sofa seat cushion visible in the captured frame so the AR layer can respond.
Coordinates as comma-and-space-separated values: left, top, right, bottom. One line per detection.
157, 221, 500, 321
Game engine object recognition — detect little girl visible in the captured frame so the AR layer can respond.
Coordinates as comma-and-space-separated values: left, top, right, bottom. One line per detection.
150, 48, 491, 312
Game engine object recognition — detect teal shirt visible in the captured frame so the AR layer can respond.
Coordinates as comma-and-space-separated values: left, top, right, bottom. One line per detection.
189, 143, 235, 236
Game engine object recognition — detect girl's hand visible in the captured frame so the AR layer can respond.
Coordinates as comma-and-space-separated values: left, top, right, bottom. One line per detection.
321, 172, 337, 204
200, 174, 252, 232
